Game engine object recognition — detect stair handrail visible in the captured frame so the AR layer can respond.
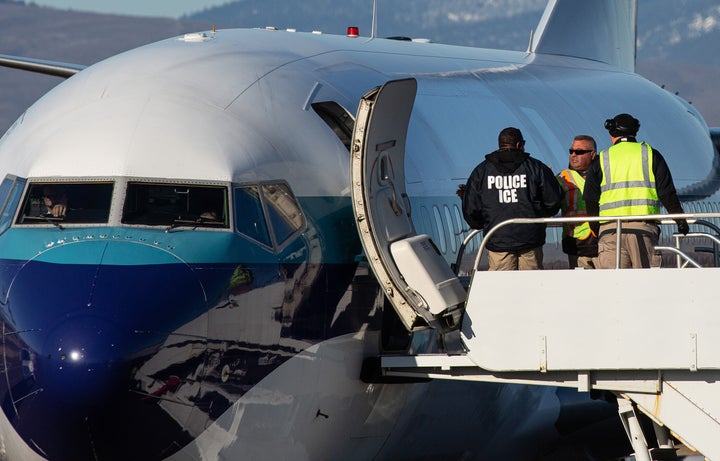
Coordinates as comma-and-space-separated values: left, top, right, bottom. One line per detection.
453, 212, 720, 273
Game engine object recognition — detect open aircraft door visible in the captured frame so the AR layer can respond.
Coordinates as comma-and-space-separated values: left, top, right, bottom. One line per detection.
350, 78, 465, 333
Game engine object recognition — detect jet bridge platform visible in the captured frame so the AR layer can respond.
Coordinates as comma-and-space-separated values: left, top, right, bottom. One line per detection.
381, 267, 720, 460
375, 220, 720, 461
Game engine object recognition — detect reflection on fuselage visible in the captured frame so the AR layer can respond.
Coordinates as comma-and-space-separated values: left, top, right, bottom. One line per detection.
0, 186, 374, 459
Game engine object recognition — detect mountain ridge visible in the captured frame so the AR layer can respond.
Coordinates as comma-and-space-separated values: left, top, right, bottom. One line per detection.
0, 0, 718, 133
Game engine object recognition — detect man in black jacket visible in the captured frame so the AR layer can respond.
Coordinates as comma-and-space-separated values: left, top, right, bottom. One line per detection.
462, 127, 562, 270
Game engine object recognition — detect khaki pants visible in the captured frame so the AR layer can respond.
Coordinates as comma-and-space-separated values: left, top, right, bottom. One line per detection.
597, 222, 661, 269
488, 246, 543, 271
568, 254, 600, 269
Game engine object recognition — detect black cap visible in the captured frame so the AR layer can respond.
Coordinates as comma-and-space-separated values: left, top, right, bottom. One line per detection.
604, 113, 640, 137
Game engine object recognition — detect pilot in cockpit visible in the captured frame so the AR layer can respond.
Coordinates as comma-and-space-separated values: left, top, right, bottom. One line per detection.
200, 210, 218, 221
42, 185, 68, 217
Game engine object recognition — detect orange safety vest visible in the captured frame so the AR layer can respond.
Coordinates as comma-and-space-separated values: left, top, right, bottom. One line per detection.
557, 168, 592, 240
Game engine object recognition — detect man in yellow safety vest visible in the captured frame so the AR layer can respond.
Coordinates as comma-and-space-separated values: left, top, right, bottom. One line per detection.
556, 135, 600, 269
583, 113, 689, 268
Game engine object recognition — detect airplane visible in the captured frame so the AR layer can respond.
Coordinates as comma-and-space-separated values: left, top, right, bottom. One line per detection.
0, 0, 717, 460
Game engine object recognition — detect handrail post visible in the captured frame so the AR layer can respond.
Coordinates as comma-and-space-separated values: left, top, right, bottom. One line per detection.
455, 229, 481, 275
615, 218, 622, 269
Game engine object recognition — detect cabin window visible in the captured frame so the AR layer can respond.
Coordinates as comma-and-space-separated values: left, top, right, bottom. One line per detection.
234, 181, 305, 249
16, 182, 113, 225
419, 206, 435, 242
453, 204, 474, 252
122, 182, 228, 228
432, 205, 447, 254
444, 205, 457, 253
0, 175, 25, 234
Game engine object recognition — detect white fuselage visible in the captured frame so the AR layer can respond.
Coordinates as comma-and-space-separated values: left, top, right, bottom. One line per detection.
0, 20, 714, 461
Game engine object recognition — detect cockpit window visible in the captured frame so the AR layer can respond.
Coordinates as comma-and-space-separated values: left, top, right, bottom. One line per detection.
122, 182, 228, 228
234, 181, 305, 249
234, 186, 271, 246
16, 182, 113, 225
261, 183, 304, 244
0, 175, 25, 234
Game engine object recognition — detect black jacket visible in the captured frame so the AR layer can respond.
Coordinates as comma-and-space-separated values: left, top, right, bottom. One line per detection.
462, 148, 562, 252
584, 138, 684, 234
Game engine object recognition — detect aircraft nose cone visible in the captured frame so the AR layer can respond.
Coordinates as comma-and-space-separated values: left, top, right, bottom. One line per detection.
39, 314, 127, 405
1, 239, 210, 460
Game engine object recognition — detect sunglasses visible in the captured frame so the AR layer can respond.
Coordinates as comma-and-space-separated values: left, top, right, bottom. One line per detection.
569, 149, 594, 155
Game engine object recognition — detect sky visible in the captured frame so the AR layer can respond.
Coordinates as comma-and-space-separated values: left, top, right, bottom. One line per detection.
24, 0, 230, 18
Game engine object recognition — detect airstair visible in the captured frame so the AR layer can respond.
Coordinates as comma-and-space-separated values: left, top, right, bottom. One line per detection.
349, 78, 720, 460
376, 214, 720, 461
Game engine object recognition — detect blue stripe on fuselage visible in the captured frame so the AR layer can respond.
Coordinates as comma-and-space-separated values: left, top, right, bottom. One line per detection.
0, 227, 279, 265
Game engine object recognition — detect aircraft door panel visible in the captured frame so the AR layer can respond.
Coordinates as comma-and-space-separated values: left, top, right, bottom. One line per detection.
351, 78, 464, 332
351, 79, 423, 331
374, 151, 413, 242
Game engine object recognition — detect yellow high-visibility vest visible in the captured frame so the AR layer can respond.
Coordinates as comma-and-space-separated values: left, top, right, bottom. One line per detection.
598, 142, 660, 217
557, 168, 592, 239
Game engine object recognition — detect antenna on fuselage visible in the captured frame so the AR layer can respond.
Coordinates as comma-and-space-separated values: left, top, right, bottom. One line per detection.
371, 0, 378, 38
